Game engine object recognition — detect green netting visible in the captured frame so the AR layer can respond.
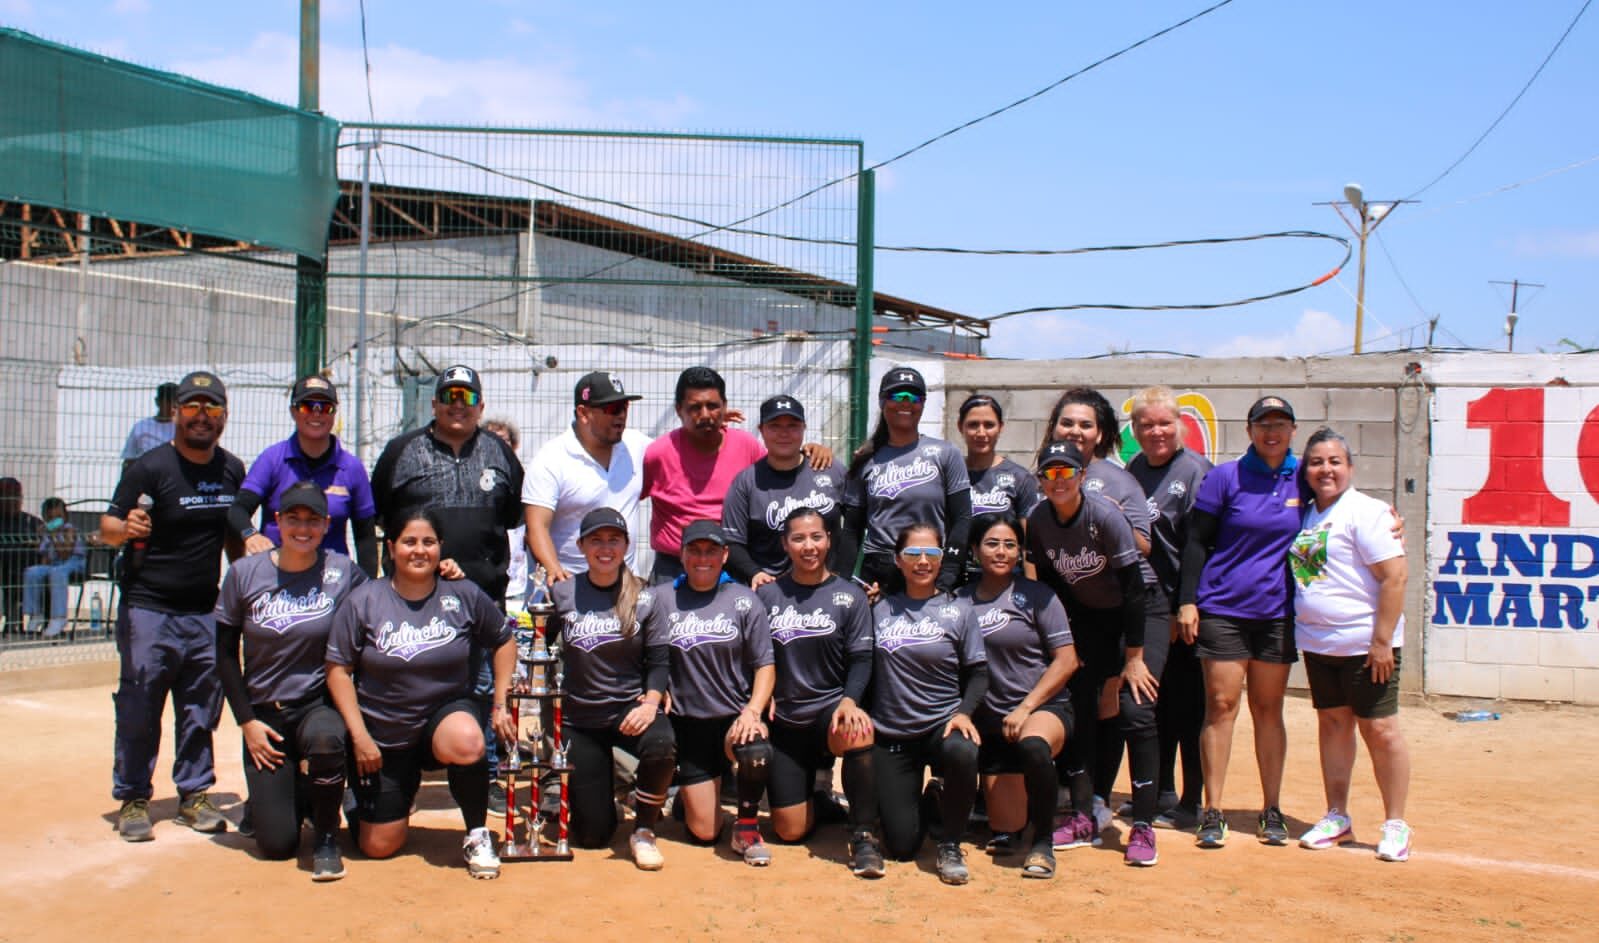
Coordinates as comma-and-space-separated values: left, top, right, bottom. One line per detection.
0, 29, 340, 259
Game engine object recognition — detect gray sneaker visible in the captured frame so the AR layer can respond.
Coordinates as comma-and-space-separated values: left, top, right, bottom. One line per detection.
731, 824, 772, 867
936, 841, 969, 885
117, 799, 154, 842
176, 792, 228, 833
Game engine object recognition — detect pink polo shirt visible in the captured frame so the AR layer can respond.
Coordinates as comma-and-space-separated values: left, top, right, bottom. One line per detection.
642, 427, 765, 556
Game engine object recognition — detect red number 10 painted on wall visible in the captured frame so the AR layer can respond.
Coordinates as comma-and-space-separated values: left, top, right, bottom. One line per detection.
1462, 387, 1599, 526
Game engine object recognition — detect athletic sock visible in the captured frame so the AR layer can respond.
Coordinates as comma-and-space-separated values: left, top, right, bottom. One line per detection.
841, 746, 878, 833
448, 759, 491, 831
1018, 736, 1057, 842
1128, 728, 1161, 823
1094, 725, 1126, 803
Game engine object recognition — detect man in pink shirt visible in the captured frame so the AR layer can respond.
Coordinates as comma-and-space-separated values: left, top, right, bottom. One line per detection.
643, 367, 766, 584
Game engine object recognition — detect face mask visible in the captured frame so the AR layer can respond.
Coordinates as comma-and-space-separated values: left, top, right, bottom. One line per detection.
45, 517, 65, 531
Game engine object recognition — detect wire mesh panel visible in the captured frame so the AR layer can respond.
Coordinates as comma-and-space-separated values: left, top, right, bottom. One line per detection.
325, 125, 865, 467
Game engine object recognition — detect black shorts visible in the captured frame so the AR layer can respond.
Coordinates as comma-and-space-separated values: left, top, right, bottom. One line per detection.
768, 708, 837, 809
974, 703, 1072, 774
1304, 650, 1402, 719
670, 714, 735, 786
351, 696, 484, 824
1196, 613, 1298, 664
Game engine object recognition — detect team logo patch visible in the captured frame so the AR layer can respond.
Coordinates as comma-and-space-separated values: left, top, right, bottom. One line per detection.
1168, 480, 1187, 497
920, 445, 942, 458
250, 588, 334, 635
832, 592, 855, 608
735, 596, 752, 613
769, 606, 837, 645
1012, 590, 1027, 608
815, 474, 833, 488
443, 366, 475, 386
940, 605, 960, 620
375, 617, 457, 661
479, 469, 497, 492
1089, 522, 1101, 542
667, 612, 739, 650
322, 568, 342, 585
440, 595, 461, 613
325, 485, 350, 497
997, 473, 1015, 488
1084, 479, 1104, 493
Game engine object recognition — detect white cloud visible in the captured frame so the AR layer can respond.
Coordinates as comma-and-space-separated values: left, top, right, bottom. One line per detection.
1511, 229, 1599, 259
172, 32, 697, 128
1206, 308, 1351, 358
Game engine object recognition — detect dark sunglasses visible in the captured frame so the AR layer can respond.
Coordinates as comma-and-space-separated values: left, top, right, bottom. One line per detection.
179, 401, 224, 418
585, 401, 629, 416
438, 388, 481, 407
295, 401, 337, 416
886, 391, 924, 404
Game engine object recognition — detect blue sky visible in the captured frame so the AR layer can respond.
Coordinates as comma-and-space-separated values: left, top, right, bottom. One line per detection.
9, 0, 1598, 358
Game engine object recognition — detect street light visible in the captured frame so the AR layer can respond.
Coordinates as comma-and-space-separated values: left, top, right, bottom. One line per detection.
1316, 184, 1413, 353
1505, 311, 1519, 352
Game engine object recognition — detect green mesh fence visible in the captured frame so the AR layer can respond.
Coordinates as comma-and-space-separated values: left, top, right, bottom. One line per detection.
0, 28, 340, 259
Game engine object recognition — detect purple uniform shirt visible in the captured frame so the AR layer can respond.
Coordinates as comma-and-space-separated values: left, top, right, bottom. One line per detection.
1192, 455, 1302, 620
242, 435, 377, 555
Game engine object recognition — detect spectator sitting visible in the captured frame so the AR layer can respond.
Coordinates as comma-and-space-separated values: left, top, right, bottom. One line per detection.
0, 478, 42, 631
23, 497, 86, 637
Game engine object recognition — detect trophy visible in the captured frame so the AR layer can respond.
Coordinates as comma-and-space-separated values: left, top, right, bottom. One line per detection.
499, 567, 574, 862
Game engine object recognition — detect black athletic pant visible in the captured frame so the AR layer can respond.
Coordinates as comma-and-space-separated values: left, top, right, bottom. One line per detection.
874, 726, 979, 861
1093, 587, 1171, 824
1158, 630, 1204, 810
241, 698, 346, 860
563, 713, 676, 849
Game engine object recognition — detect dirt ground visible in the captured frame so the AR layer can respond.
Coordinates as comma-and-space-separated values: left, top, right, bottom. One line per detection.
1, 670, 1594, 943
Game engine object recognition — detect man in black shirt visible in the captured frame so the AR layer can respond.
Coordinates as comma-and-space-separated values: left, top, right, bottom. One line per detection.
100, 371, 245, 842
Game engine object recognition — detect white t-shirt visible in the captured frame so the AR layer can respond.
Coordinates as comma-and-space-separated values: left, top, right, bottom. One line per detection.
521, 425, 651, 575
122, 417, 174, 460
1290, 487, 1405, 656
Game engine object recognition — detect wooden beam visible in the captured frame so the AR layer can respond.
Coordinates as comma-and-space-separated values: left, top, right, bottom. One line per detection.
373, 194, 433, 237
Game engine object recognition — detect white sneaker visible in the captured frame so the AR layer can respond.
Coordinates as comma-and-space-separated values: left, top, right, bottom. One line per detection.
630, 827, 665, 871
1299, 810, 1354, 850
462, 827, 501, 879
1376, 819, 1412, 862
1091, 795, 1113, 833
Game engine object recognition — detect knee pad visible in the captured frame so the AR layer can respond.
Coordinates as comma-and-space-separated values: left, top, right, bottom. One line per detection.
1017, 735, 1054, 771
940, 734, 979, 774
638, 729, 677, 766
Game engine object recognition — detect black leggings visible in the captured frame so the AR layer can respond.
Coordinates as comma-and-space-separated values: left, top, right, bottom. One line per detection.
874, 726, 979, 860
563, 713, 676, 849
1092, 588, 1171, 824
1157, 632, 1204, 809
241, 699, 346, 860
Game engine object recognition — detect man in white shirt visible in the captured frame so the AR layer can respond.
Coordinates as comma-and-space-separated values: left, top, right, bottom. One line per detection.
522, 372, 650, 582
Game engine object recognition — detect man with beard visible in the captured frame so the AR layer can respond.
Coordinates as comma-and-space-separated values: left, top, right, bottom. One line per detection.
522, 371, 650, 583
101, 370, 245, 841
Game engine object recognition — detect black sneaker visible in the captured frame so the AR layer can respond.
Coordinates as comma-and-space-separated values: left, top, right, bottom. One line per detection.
848, 830, 886, 879
487, 782, 507, 817
1195, 807, 1228, 848
116, 798, 154, 842
176, 791, 228, 833
311, 833, 346, 882
236, 801, 255, 837
936, 841, 969, 886
1258, 806, 1289, 846
984, 830, 1020, 856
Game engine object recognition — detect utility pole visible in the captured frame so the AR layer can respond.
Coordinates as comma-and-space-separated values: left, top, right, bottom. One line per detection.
294, 0, 328, 379
1490, 279, 1544, 352
1315, 184, 1415, 354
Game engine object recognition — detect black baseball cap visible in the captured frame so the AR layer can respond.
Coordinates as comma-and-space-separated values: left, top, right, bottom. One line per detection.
436, 365, 483, 398
759, 395, 805, 425
291, 374, 338, 405
681, 519, 727, 547
277, 481, 328, 517
879, 366, 927, 397
575, 371, 643, 407
578, 507, 629, 540
156, 382, 179, 403
1036, 441, 1086, 472
1247, 395, 1296, 424
176, 370, 227, 404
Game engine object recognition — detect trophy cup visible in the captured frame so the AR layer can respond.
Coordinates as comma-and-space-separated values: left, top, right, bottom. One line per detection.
500, 568, 573, 862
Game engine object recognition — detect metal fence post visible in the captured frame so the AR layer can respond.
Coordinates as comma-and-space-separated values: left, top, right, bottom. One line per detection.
851, 167, 875, 450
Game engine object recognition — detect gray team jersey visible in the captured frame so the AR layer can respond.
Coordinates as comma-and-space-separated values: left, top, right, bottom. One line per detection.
968, 458, 1041, 518
756, 573, 873, 726
1128, 448, 1213, 600
723, 459, 845, 575
868, 593, 985, 739
661, 581, 774, 720
550, 575, 662, 729
1026, 493, 1141, 611
214, 550, 367, 705
326, 578, 511, 750
845, 435, 971, 555
1082, 459, 1155, 585
959, 577, 1073, 715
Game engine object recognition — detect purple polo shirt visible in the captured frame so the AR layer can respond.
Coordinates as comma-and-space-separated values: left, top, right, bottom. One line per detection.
241, 435, 377, 555
1192, 453, 1302, 620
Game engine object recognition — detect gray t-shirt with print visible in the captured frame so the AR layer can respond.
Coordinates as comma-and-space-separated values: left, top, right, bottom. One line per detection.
660, 581, 774, 720
756, 573, 873, 726
958, 577, 1072, 714
550, 574, 662, 729
1026, 493, 1141, 611
723, 459, 845, 576
845, 435, 971, 555
1127, 447, 1213, 600
1083, 459, 1155, 586
868, 593, 985, 739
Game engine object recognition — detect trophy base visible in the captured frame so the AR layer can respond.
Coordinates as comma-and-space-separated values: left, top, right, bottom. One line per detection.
500, 839, 573, 862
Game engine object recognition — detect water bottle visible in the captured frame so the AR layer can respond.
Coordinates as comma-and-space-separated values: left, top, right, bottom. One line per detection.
89, 592, 104, 633
1449, 709, 1501, 723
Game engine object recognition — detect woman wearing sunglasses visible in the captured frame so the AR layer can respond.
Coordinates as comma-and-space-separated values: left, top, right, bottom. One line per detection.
1025, 442, 1160, 866
958, 511, 1078, 879
869, 521, 986, 885
229, 375, 379, 577
843, 367, 972, 597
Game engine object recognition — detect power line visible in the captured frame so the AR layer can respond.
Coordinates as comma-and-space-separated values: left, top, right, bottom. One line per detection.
1404, 0, 1592, 200
1373, 230, 1430, 317
358, 0, 378, 123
